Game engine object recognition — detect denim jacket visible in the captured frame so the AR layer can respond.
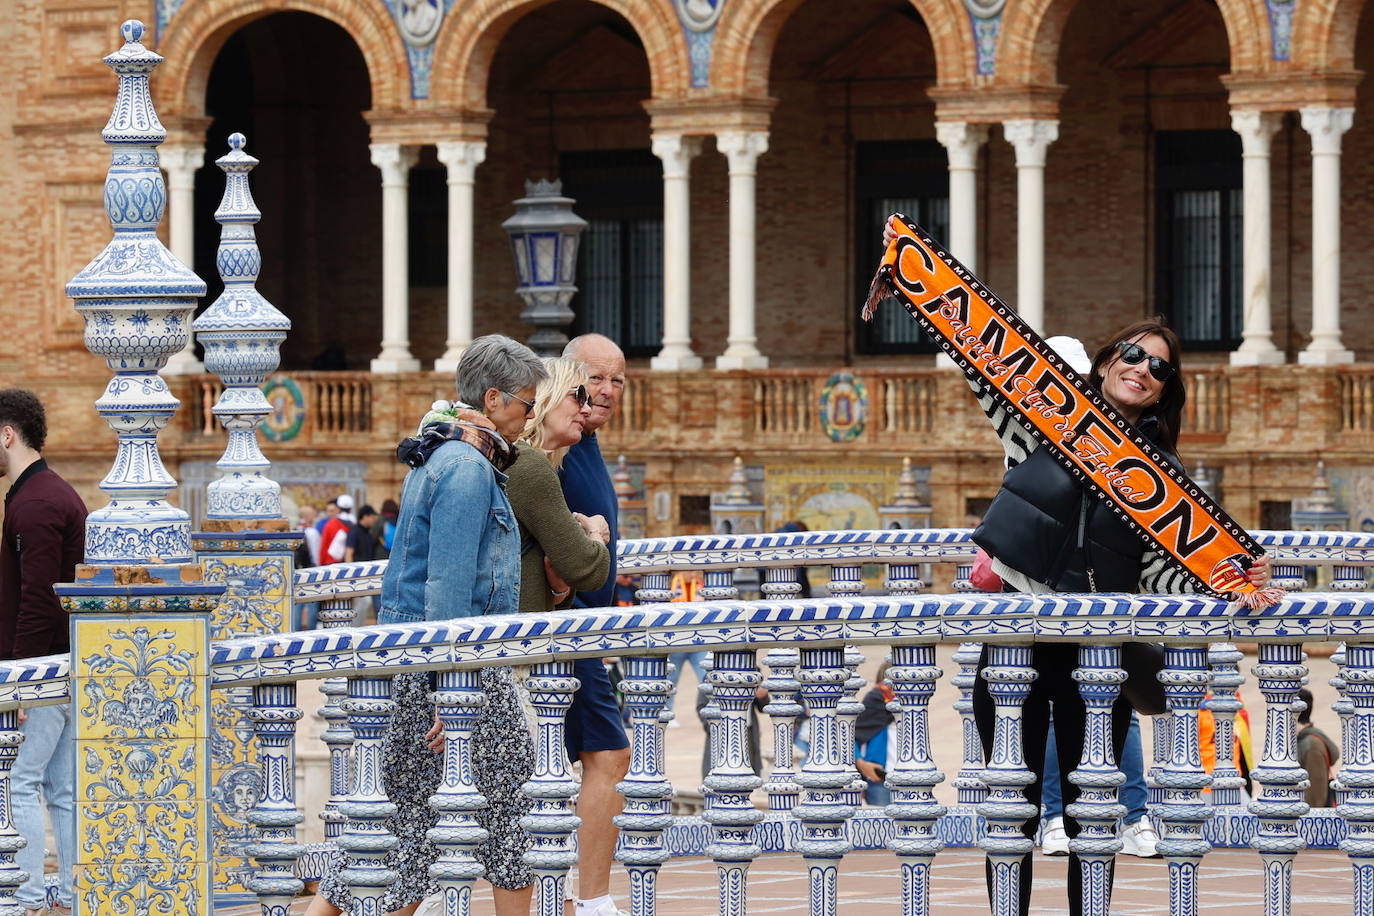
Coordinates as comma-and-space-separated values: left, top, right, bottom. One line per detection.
378, 438, 520, 624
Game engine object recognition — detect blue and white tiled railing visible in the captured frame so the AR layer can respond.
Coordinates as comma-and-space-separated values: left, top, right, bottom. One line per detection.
5, 528, 1374, 916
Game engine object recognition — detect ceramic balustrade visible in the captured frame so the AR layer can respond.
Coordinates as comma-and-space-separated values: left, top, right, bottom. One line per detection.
0, 529, 1367, 916
522, 662, 582, 916
428, 669, 489, 916
613, 656, 674, 916
1206, 642, 1247, 807
793, 645, 856, 916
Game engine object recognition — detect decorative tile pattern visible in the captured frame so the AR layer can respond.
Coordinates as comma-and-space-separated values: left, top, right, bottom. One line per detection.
673, 0, 723, 89
378, 0, 458, 98
964, 0, 1006, 76
1265, 0, 1296, 61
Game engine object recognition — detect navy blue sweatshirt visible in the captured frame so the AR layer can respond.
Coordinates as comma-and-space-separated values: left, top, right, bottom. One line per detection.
559, 434, 617, 608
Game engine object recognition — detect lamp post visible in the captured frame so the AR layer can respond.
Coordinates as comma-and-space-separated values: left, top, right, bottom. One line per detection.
502, 179, 587, 356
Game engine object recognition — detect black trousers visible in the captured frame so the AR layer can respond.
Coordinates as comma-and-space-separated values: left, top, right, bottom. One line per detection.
973, 642, 1134, 916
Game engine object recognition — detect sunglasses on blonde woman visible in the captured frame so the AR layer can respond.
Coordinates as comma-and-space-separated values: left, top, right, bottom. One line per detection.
567, 385, 590, 407
1115, 341, 1175, 383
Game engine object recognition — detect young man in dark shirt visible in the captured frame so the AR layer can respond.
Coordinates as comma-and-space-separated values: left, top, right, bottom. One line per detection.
344, 504, 379, 563
559, 334, 631, 916
0, 389, 86, 915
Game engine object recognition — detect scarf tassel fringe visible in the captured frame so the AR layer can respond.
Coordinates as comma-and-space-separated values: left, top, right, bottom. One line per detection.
1231, 585, 1287, 610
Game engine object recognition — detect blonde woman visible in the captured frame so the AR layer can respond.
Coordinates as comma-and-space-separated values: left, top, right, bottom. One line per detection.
507, 357, 611, 612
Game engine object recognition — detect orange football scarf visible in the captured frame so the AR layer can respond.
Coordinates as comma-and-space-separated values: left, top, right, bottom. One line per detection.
864, 215, 1282, 607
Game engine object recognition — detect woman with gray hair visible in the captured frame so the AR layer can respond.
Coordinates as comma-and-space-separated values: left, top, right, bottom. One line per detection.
309, 334, 547, 916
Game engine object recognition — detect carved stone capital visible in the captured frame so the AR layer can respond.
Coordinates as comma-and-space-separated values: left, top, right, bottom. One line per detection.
1230, 109, 1283, 157
368, 142, 419, 186
1002, 118, 1059, 168
936, 121, 990, 170
716, 130, 769, 175
1300, 106, 1355, 156
436, 140, 487, 181
651, 133, 704, 179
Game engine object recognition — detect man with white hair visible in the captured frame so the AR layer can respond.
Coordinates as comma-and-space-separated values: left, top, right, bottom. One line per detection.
320, 492, 355, 564
558, 333, 631, 916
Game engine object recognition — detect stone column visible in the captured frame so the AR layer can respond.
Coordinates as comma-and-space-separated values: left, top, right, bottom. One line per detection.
434, 140, 487, 375
650, 134, 703, 371
1299, 107, 1356, 365
162, 143, 206, 374
1002, 119, 1058, 333
715, 130, 769, 370
370, 142, 421, 373
935, 121, 989, 272
1229, 110, 1284, 366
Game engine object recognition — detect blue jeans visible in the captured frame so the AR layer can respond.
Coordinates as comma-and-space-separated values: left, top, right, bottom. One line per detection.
1043, 707, 1147, 825
13, 703, 75, 907
666, 651, 709, 687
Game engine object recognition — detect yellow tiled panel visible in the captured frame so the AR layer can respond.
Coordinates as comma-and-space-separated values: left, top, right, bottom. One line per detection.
76, 738, 206, 804
210, 590, 290, 638
75, 800, 207, 867
75, 859, 210, 915
71, 617, 208, 667
200, 555, 292, 598
72, 673, 208, 740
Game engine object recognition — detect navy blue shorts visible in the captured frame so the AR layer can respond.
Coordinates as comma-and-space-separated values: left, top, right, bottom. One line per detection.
564, 657, 629, 758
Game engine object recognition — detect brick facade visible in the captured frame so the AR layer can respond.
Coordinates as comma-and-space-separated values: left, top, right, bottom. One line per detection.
5, 0, 1374, 539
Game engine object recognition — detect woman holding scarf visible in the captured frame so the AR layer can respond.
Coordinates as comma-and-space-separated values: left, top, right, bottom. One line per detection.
966, 319, 1270, 916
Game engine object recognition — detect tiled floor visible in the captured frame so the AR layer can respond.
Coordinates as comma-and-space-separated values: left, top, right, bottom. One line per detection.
221, 848, 1356, 914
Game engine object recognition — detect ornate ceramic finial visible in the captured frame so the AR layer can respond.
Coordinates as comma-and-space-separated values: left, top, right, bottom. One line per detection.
1307, 460, 1335, 513
612, 455, 635, 504
65, 20, 206, 564
193, 133, 291, 521
722, 456, 752, 506
893, 457, 922, 507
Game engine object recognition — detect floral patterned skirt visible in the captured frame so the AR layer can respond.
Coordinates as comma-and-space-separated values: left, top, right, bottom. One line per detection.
319, 667, 534, 909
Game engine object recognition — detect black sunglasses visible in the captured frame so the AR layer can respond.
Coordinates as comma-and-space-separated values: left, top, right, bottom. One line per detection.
502, 390, 536, 417
1115, 341, 1175, 383
567, 385, 590, 408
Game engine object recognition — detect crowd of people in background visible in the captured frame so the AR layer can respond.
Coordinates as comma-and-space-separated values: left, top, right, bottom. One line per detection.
295, 493, 399, 571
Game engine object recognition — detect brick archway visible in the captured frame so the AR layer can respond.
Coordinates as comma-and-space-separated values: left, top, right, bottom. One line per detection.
711, 0, 971, 98
155, 0, 408, 119
1291, 0, 1369, 71
428, 0, 688, 111
994, 0, 1263, 86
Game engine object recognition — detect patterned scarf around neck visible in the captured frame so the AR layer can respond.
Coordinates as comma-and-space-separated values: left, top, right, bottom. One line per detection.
396, 401, 515, 472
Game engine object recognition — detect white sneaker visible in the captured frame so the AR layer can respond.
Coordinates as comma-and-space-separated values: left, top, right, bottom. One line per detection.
1041, 816, 1070, 856
1119, 818, 1162, 858
575, 898, 628, 916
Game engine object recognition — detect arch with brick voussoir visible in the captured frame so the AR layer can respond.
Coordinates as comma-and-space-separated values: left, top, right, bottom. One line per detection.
1291, 0, 1371, 72
711, 0, 972, 98
154, 0, 409, 120
993, 0, 1265, 88
427, 0, 690, 111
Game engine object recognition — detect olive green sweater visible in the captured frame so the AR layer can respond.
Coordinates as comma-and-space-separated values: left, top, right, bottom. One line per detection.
505, 443, 611, 613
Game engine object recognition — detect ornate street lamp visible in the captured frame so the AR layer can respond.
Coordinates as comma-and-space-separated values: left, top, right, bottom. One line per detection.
502, 179, 587, 356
